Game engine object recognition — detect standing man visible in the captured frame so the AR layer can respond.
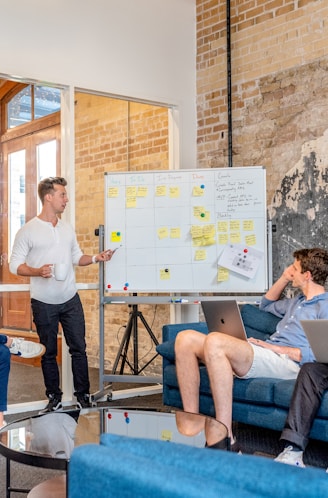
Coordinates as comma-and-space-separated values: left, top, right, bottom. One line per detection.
174, 248, 328, 448
10, 177, 114, 412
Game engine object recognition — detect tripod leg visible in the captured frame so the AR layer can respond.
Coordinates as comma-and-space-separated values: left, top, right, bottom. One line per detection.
111, 313, 133, 374
139, 312, 159, 345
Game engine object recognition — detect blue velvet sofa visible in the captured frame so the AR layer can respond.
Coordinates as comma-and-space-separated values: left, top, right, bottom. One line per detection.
156, 304, 328, 443
68, 433, 328, 497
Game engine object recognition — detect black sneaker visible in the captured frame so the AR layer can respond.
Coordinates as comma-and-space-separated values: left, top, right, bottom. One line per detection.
76, 393, 91, 410
39, 394, 63, 414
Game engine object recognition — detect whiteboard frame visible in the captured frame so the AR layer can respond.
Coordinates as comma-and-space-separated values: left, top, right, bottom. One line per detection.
104, 167, 268, 294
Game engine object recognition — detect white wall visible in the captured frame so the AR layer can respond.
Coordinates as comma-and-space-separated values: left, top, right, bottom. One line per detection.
0, 0, 196, 168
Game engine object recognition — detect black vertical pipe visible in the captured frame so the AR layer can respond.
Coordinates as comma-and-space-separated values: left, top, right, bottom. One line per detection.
226, 0, 233, 167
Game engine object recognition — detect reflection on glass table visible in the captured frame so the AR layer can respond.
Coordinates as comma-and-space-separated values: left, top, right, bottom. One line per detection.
0, 410, 80, 498
0, 411, 78, 459
175, 411, 230, 450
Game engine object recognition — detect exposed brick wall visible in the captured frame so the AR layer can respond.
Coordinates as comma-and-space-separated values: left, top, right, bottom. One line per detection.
196, 0, 328, 178
74, 92, 170, 373
196, 0, 328, 280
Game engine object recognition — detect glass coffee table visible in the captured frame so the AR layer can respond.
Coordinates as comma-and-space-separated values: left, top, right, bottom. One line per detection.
0, 410, 81, 498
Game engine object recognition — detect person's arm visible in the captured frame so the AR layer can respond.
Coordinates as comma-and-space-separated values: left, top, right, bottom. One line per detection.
16, 262, 53, 278
78, 249, 116, 267
264, 265, 293, 301
248, 337, 302, 362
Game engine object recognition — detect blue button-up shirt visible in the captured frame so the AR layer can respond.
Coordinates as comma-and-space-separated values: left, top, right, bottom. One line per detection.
259, 293, 328, 365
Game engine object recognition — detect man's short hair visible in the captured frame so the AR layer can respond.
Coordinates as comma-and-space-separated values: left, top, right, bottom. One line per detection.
38, 177, 67, 204
293, 248, 328, 286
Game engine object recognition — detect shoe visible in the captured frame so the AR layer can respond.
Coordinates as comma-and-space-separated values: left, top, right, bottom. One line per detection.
76, 393, 91, 410
39, 394, 63, 414
274, 446, 305, 468
9, 338, 45, 358
206, 439, 242, 453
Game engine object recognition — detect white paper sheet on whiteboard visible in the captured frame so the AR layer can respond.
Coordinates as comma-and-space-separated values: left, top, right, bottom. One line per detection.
218, 243, 264, 279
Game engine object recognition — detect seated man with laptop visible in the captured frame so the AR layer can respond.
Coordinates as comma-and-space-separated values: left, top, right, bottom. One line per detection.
174, 247, 328, 450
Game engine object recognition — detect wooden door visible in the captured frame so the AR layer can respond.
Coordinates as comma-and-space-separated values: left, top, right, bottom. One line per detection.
0, 126, 60, 329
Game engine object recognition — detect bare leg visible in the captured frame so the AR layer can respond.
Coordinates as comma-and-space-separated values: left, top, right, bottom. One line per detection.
204, 332, 254, 439
175, 330, 207, 435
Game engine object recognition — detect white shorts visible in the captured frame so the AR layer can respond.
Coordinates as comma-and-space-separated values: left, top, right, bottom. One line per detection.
236, 344, 300, 380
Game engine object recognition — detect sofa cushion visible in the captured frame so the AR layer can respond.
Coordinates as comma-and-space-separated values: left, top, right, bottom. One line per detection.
156, 339, 176, 362
240, 304, 281, 339
69, 434, 328, 498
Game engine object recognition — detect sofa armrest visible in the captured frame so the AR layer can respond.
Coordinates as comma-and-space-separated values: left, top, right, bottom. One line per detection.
156, 322, 208, 365
162, 321, 208, 342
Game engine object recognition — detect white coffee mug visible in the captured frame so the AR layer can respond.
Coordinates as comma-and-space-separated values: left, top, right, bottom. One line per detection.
53, 263, 68, 281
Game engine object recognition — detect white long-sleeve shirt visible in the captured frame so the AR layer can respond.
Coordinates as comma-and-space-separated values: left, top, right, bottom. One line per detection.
9, 217, 83, 304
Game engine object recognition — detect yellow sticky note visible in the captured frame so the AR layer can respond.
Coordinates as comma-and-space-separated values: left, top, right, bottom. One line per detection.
160, 268, 170, 280
156, 185, 167, 196
243, 220, 254, 231
230, 232, 241, 244
218, 221, 228, 232
190, 225, 203, 239
195, 249, 206, 261
137, 186, 148, 197
161, 430, 173, 441
169, 186, 180, 198
245, 234, 257, 246
218, 267, 229, 282
230, 220, 240, 231
203, 224, 215, 238
157, 227, 169, 239
126, 197, 137, 208
111, 231, 122, 243
107, 187, 119, 198
202, 211, 210, 222
193, 206, 203, 218
192, 186, 204, 196
218, 233, 229, 245
203, 237, 216, 246
126, 186, 137, 197
192, 238, 203, 246
170, 228, 181, 239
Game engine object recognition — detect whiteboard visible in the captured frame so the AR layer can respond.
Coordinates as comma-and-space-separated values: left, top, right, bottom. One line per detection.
104, 167, 268, 293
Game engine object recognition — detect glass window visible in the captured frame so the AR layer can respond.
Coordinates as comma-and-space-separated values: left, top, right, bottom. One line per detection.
34, 86, 61, 119
37, 139, 57, 211
7, 85, 61, 129
9, 149, 26, 251
8, 86, 32, 128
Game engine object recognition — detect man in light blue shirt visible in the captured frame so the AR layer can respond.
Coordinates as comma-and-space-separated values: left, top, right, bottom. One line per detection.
174, 247, 328, 450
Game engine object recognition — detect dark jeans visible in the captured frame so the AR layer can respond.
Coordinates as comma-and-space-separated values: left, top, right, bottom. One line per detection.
0, 338, 10, 412
281, 362, 328, 450
31, 293, 90, 398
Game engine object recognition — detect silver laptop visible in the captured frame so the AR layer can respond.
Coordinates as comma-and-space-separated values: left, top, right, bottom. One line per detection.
201, 300, 247, 340
301, 320, 328, 363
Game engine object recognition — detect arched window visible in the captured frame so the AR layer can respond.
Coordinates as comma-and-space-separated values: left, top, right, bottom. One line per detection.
6, 84, 61, 129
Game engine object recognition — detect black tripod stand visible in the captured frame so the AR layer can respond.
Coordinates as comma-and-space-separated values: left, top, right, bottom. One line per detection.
111, 303, 159, 375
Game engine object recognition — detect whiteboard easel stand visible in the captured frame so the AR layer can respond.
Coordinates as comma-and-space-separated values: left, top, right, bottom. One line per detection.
111, 295, 160, 375
90, 225, 162, 405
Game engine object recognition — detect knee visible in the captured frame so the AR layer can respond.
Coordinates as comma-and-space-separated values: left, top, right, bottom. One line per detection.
297, 362, 321, 384
203, 332, 227, 360
0, 345, 10, 366
174, 329, 202, 355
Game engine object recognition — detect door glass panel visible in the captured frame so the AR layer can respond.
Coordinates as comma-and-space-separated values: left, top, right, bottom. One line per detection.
37, 140, 57, 211
9, 150, 26, 253
34, 86, 61, 118
7, 86, 32, 128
